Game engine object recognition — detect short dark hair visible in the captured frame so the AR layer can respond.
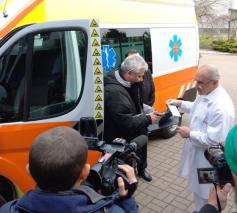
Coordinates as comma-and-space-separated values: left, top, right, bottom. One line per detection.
29, 126, 88, 192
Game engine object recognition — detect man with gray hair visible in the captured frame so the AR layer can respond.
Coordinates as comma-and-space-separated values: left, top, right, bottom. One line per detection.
104, 54, 160, 182
167, 64, 235, 211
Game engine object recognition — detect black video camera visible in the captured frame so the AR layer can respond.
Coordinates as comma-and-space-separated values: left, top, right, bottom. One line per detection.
197, 145, 233, 185
85, 137, 139, 196
79, 117, 141, 195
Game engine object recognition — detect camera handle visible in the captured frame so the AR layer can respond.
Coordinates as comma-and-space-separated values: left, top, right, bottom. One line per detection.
214, 183, 222, 213
115, 170, 138, 197
115, 170, 130, 190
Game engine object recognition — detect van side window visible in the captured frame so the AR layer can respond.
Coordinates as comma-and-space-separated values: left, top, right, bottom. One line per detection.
0, 37, 27, 122
101, 28, 152, 73
0, 29, 87, 123
29, 30, 86, 119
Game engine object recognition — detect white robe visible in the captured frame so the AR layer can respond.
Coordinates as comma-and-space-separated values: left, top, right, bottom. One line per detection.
179, 85, 235, 199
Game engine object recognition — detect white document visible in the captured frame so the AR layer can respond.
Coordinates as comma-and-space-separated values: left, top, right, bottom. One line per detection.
167, 104, 181, 117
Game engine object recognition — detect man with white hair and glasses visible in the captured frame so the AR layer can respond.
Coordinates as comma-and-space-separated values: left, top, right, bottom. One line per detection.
167, 64, 235, 211
104, 54, 160, 182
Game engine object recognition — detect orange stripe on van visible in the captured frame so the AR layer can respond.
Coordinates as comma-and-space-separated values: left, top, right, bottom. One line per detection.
0, 122, 101, 192
153, 66, 198, 111
0, 0, 43, 39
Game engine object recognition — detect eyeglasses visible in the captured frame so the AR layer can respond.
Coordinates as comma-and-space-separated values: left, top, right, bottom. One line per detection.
195, 79, 213, 85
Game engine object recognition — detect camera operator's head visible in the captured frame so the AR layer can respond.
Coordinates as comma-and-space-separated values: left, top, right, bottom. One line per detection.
120, 54, 148, 83
225, 124, 237, 199
28, 126, 90, 192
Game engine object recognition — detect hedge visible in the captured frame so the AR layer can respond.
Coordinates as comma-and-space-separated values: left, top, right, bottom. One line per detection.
212, 39, 237, 53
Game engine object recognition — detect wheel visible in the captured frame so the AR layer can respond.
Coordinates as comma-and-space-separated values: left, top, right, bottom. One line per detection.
160, 116, 182, 139
0, 176, 18, 207
0, 194, 6, 206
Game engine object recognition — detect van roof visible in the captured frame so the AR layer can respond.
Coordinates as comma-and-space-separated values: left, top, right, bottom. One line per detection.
0, 0, 197, 39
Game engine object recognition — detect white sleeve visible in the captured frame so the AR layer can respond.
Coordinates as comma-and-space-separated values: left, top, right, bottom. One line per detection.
179, 101, 193, 113
189, 110, 228, 148
189, 131, 217, 148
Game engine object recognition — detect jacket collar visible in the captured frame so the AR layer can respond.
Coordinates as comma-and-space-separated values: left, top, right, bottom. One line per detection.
201, 85, 221, 102
115, 70, 131, 88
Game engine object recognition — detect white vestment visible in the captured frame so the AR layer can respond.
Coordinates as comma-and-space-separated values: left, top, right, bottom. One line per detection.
179, 85, 235, 199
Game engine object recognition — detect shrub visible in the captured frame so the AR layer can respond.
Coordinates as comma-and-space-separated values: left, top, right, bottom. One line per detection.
199, 35, 213, 49
212, 39, 237, 53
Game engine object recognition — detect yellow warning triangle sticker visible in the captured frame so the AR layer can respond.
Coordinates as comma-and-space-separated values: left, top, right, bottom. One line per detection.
95, 85, 103, 93
91, 29, 99, 37
95, 95, 103, 102
93, 58, 101, 66
95, 77, 102, 84
90, 19, 98, 27
95, 103, 103, 110
95, 111, 103, 119
94, 67, 102, 75
92, 39, 100, 47
93, 49, 101, 56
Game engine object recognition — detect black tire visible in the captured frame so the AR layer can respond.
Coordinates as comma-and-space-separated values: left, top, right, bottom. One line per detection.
160, 116, 182, 139
0, 194, 6, 206
0, 176, 17, 207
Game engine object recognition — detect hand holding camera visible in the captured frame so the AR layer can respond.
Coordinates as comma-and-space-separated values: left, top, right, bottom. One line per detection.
197, 145, 233, 211
198, 145, 233, 186
207, 183, 232, 211
85, 137, 140, 196
117, 164, 138, 197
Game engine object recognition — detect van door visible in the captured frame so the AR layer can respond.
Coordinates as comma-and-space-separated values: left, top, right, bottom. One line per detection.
0, 20, 102, 196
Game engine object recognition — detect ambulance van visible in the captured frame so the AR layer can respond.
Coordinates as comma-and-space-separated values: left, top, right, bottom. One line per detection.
0, 0, 199, 204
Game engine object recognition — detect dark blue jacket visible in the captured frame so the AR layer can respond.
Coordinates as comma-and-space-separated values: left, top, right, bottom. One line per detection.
0, 185, 138, 213
198, 204, 219, 213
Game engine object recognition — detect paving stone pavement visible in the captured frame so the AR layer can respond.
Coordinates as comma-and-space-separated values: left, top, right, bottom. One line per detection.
134, 53, 237, 213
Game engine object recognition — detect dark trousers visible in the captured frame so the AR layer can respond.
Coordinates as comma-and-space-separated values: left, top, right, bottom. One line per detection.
129, 135, 148, 172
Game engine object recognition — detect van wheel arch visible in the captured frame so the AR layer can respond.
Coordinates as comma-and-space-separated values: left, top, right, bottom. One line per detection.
0, 176, 18, 206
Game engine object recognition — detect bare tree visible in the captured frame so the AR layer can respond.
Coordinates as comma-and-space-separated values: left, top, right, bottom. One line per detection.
194, 0, 228, 26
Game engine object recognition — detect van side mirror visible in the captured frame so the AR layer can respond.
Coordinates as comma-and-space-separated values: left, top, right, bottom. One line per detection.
79, 117, 104, 150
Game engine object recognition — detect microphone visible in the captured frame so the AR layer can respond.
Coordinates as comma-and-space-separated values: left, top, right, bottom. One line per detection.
129, 135, 148, 149
124, 142, 137, 153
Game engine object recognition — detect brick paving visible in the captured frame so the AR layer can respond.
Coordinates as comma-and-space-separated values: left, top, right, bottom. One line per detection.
135, 53, 237, 212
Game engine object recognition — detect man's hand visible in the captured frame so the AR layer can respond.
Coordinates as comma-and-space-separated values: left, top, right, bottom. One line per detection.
149, 111, 158, 124
166, 99, 182, 107
149, 111, 163, 124
117, 164, 137, 197
208, 183, 232, 210
176, 126, 190, 138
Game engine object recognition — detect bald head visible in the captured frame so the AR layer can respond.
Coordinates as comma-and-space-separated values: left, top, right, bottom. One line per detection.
195, 64, 220, 95
198, 64, 220, 81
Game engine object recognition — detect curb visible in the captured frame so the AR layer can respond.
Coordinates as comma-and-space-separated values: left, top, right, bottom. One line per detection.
200, 49, 237, 55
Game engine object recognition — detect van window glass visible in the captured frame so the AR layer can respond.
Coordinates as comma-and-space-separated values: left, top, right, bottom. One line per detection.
101, 28, 152, 73
0, 37, 27, 122
29, 30, 86, 119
